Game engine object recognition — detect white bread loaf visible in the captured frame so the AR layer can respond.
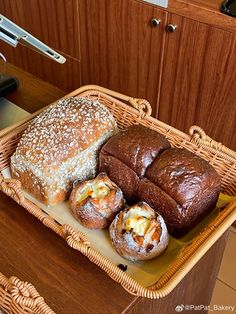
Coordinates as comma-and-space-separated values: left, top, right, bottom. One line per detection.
10, 97, 118, 205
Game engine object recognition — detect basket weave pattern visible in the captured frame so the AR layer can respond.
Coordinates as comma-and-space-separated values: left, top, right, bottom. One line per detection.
0, 85, 235, 301
0, 272, 54, 314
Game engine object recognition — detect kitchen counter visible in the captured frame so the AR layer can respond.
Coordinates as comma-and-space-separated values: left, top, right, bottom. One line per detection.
0, 63, 231, 313
2, 62, 65, 113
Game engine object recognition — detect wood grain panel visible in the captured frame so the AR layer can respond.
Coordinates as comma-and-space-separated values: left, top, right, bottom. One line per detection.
79, 0, 168, 116
0, 41, 81, 92
136, 0, 236, 34
159, 14, 236, 150
167, 0, 236, 34
126, 233, 228, 314
0, 191, 134, 314
196, 27, 236, 150
0, 0, 80, 59
159, 15, 208, 130
0, 193, 228, 314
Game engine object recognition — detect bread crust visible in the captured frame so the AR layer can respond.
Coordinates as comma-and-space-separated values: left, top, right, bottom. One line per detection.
100, 126, 221, 238
137, 178, 182, 226
143, 148, 221, 237
109, 202, 169, 261
99, 151, 140, 204
99, 124, 170, 203
69, 172, 125, 229
146, 148, 221, 207
100, 124, 170, 177
11, 97, 117, 206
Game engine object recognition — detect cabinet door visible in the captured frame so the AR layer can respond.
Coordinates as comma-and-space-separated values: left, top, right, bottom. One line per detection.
0, 0, 81, 91
79, 0, 167, 116
159, 13, 236, 150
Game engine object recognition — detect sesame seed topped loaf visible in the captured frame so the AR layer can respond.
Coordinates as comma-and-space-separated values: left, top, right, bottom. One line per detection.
10, 97, 118, 206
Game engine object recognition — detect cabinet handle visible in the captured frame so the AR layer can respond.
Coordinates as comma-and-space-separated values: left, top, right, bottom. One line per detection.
150, 18, 161, 27
167, 24, 177, 33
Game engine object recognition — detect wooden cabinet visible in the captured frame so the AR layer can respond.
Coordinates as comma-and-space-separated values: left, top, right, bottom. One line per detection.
159, 13, 236, 149
0, 0, 80, 59
0, 0, 235, 149
0, 0, 81, 91
78, 0, 167, 116
78, 0, 236, 149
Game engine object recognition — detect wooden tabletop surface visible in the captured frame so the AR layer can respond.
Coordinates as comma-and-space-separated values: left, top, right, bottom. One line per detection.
2, 62, 65, 113
0, 63, 229, 314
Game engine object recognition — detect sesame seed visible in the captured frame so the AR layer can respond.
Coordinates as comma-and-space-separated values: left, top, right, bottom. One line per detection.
11, 97, 118, 203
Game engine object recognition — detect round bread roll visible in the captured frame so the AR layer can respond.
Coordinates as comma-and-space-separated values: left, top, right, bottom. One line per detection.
69, 172, 125, 229
109, 202, 169, 261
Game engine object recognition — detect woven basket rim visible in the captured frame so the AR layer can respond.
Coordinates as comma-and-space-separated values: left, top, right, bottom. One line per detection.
0, 272, 55, 313
0, 85, 236, 300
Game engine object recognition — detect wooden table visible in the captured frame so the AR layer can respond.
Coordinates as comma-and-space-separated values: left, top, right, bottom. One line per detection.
0, 63, 229, 314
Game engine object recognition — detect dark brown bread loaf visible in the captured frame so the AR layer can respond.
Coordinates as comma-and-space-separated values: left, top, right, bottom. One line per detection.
100, 124, 171, 177
138, 148, 221, 237
99, 153, 140, 203
99, 126, 221, 237
99, 124, 171, 203
137, 178, 181, 227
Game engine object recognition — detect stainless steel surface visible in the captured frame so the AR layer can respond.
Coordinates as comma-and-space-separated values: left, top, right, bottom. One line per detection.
143, 0, 168, 8
0, 14, 66, 64
167, 24, 178, 32
0, 97, 29, 129
150, 18, 162, 27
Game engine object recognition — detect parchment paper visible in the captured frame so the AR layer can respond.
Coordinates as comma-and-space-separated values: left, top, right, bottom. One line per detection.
2, 168, 219, 287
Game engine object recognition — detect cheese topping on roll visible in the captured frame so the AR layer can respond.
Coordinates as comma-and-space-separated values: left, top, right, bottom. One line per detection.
123, 205, 161, 246
125, 206, 151, 236
76, 181, 110, 203
109, 202, 169, 261
69, 172, 125, 229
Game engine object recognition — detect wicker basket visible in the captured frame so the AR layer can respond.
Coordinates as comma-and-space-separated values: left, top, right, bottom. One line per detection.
0, 85, 235, 300
0, 272, 54, 314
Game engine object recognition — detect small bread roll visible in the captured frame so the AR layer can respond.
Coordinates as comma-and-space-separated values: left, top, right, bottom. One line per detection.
69, 173, 125, 229
109, 202, 169, 261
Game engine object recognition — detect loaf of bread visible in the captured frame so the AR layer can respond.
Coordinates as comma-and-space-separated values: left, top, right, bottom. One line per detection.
10, 97, 118, 206
138, 148, 221, 237
109, 202, 169, 261
99, 125, 221, 237
69, 172, 125, 229
99, 125, 170, 203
